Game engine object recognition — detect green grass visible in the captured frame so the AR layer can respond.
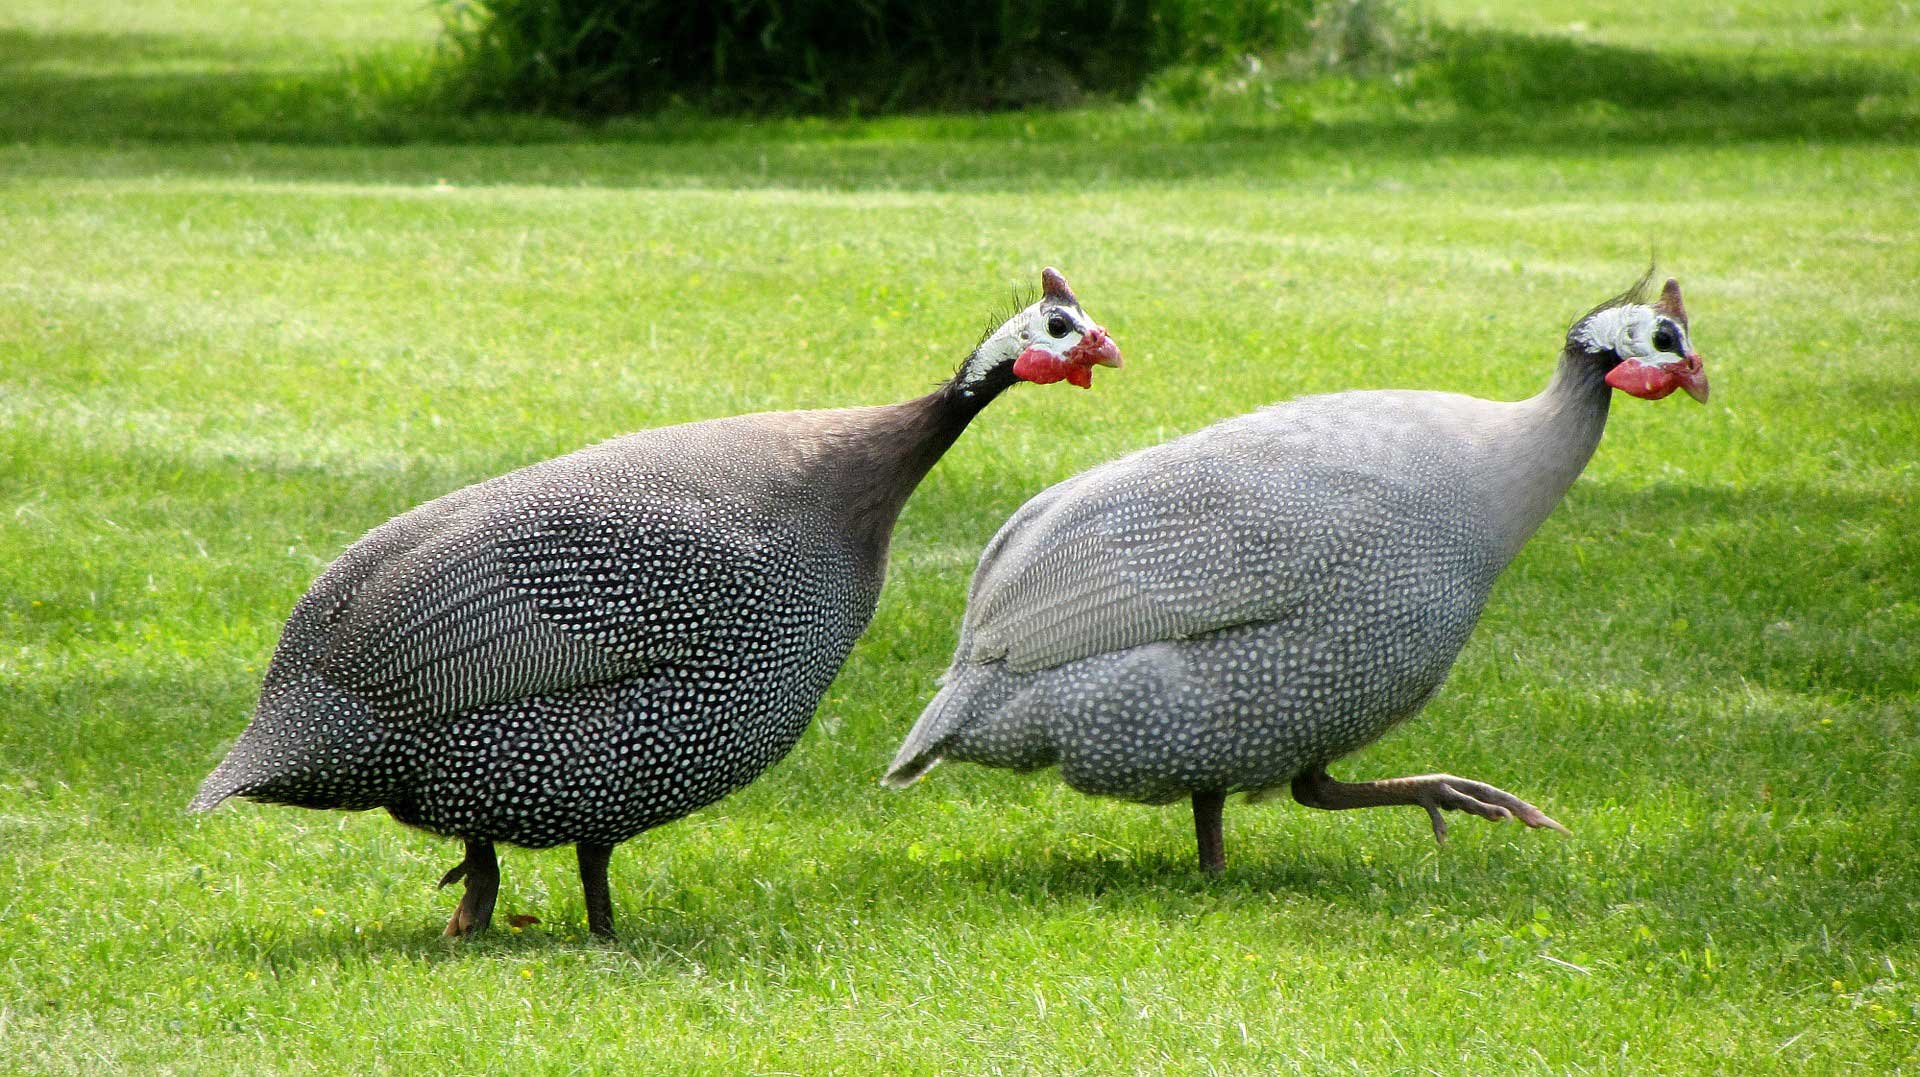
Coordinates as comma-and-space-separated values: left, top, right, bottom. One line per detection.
2, 0, 1918, 1072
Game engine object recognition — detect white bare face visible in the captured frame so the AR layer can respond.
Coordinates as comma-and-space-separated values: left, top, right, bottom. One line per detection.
954, 269, 1121, 394
1575, 278, 1709, 403
1575, 303, 1695, 367
959, 300, 1101, 390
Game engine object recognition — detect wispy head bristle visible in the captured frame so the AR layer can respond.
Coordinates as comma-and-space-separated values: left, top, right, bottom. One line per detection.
1570, 262, 1658, 334
975, 283, 1040, 348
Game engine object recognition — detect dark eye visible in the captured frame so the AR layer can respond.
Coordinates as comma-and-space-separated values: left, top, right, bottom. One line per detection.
1045, 312, 1072, 339
1652, 324, 1679, 353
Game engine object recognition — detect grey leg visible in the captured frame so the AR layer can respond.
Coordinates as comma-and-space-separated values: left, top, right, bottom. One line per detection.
577, 842, 616, 939
1192, 790, 1227, 875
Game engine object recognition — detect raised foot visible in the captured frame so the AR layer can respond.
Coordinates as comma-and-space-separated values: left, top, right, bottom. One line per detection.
1406, 775, 1570, 842
1291, 769, 1570, 843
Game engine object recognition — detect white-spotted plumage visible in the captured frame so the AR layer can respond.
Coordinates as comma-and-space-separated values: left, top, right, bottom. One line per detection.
885, 273, 1707, 872
191, 268, 1121, 935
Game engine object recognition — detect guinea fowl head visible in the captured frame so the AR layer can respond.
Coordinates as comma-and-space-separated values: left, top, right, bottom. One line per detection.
953, 267, 1122, 397
1574, 268, 1712, 403
1569, 271, 1709, 403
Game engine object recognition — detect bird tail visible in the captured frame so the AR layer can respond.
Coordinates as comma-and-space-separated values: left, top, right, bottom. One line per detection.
881, 681, 967, 788
186, 721, 356, 812
188, 719, 294, 812
880, 755, 938, 789
186, 669, 406, 813
188, 761, 245, 812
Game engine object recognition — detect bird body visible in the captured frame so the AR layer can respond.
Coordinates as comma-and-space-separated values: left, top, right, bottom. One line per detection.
193, 268, 1122, 934
885, 274, 1708, 869
197, 407, 917, 842
892, 380, 1594, 804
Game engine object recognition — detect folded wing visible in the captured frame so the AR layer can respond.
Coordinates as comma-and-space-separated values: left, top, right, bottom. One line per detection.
296, 479, 760, 722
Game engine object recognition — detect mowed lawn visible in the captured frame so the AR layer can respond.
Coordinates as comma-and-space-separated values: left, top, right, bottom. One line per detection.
2, 0, 1917, 1072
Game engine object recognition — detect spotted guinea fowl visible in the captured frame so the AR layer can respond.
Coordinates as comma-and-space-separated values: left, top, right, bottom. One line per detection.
191, 268, 1121, 936
884, 272, 1706, 873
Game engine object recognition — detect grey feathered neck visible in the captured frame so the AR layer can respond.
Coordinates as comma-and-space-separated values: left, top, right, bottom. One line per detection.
1481, 346, 1615, 563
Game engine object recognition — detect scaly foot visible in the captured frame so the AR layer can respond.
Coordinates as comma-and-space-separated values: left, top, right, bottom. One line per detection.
440, 839, 500, 937
1290, 768, 1569, 842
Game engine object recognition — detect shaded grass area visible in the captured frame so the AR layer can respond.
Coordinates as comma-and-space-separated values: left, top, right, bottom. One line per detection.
3, 0, 1919, 1072
431, 0, 1337, 114
0, 6, 1914, 151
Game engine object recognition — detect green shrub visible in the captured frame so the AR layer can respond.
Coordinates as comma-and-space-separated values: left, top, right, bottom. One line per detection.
434, 0, 1364, 114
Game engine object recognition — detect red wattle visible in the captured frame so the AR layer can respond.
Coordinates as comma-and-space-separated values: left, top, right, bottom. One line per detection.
1605, 359, 1679, 400
1013, 347, 1068, 385
1014, 343, 1104, 390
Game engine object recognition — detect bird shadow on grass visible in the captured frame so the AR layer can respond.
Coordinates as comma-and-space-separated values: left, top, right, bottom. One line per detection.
0, 24, 1913, 190
175, 758, 1919, 981
186, 836, 1514, 977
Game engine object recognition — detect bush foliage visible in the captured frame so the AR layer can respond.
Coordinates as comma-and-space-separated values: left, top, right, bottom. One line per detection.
435, 0, 1354, 114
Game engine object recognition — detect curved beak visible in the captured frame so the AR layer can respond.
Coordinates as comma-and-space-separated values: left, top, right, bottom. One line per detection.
1673, 352, 1709, 404
1067, 326, 1122, 370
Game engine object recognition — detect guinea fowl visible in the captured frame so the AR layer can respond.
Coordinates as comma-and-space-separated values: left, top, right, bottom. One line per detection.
884, 272, 1707, 873
191, 268, 1121, 936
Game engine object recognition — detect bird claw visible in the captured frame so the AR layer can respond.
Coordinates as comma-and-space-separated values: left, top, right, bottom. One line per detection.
1292, 768, 1569, 844
1419, 776, 1569, 844
437, 862, 468, 889
443, 908, 484, 938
